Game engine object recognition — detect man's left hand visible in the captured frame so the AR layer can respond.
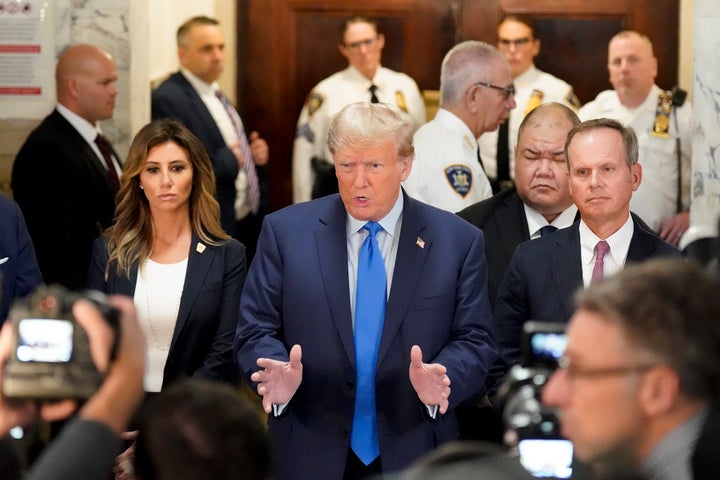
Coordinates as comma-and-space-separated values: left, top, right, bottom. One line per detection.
659, 211, 690, 247
408, 345, 451, 414
249, 131, 269, 166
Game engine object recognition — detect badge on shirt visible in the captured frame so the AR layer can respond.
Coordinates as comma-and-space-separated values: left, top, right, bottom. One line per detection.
525, 89, 544, 116
566, 90, 582, 109
305, 92, 324, 117
651, 91, 673, 138
445, 165, 473, 197
395, 91, 408, 113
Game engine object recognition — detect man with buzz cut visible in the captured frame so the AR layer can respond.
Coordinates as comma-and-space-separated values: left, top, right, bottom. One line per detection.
580, 30, 692, 247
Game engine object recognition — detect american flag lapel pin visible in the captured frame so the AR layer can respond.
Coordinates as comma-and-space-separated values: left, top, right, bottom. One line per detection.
416, 236, 425, 249
196, 242, 206, 254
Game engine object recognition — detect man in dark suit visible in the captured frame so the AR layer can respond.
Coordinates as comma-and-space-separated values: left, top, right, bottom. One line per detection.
12, 44, 121, 290
543, 258, 720, 480
0, 194, 43, 324
152, 16, 269, 261
234, 102, 496, 480
458, 102, 580, 308
495, 118, 679, 369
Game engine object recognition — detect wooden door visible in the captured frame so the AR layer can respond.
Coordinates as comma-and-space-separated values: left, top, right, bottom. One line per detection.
237, 0, 679, 210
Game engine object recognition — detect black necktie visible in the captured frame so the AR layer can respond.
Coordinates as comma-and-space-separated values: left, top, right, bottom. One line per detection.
369, 84, 379, 103
539, 225, 557, 237
94, 133, 120, 194
496, 118, 510, 188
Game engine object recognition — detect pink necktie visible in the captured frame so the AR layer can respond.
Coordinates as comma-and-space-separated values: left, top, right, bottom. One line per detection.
591, 241, 610, 283
215, 90, 260, 215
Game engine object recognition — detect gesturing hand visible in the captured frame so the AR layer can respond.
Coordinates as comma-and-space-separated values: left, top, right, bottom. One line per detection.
251, 344, 303, 413
408, 345, 451, 415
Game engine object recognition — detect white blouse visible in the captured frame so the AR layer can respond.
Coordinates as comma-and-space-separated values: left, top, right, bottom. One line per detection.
134, 257, 188, 392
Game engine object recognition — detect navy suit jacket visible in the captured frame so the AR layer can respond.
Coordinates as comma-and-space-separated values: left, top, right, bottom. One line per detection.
457, 188, 531, 308
152, 72, 264, 232
12, 110, 116, 290
0, 194, 43, 324
234, 192, 497, 479
494, 216, 680, 367
87, 234, 246, 386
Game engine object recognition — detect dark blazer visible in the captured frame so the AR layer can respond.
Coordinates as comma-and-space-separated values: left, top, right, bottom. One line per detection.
234, 192, 497, 480
457, 187, 532, 308
494, 216, 680, 368
692, 406, 720, 480
87, 234, 246, 386
0, 194, 43, 324
11, 109, 116, 290
152, 72, 264, 233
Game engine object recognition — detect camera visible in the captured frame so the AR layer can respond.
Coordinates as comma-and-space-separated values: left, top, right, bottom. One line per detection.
497, 321, 572, 479
2, 285, 120, 400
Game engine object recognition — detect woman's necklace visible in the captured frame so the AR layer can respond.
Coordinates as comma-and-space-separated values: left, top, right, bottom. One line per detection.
140, 260, 183, 351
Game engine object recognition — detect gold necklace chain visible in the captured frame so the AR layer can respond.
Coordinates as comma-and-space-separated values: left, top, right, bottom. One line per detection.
140, 261, 183, 352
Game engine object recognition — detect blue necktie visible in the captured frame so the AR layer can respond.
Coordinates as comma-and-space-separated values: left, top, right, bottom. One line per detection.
539, 225, 558, 237
351, 221, 386, 465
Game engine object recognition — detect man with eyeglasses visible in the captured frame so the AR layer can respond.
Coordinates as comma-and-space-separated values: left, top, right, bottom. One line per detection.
292, 15, 426, 204
403, 41, 516, 213
580, 31, 692, 248
479, 15, 580, 194
542, 258, 720, 480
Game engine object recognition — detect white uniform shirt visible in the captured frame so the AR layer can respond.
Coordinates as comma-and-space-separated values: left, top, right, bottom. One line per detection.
478, 65, 578, 181
403, 108, 492, 212
292, 65, 426, 203
579, 84, 692, 231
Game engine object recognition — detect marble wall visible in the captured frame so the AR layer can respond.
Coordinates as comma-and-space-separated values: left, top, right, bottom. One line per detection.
685, 0, 720, 243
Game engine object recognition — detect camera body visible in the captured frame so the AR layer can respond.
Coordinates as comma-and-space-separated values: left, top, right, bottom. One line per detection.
498, 321, 572, 479
2, 285, 119, 400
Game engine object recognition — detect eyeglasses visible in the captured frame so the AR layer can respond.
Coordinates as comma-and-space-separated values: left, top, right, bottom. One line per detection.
498, 37, 532, 47
344, 37, 378, 51
474, 81, 516, 100
557, 356, 659, 381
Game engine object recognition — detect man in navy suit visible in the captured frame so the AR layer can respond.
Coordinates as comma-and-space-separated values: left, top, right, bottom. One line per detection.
152, 16, 269, 260
495, 118, 679, 370
12, 44, 121, 290
0, 194, 42, 324
234, 103, 496, 480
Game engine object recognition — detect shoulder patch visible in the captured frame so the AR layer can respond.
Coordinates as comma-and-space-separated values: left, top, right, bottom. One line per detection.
395, 90, 408, 113
305, 92, 325, 116
445, 165, 473, 198
566, 90, 582, 109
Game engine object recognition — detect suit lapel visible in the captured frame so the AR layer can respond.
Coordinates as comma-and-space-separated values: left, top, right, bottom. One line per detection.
627, 218, 657, 262
168, 234, 215, 355
497, 192, 530, 262
549, 224, 583, 319
315, 199, 356, 366
50, 111, 116, 196
378, 194, 428, 365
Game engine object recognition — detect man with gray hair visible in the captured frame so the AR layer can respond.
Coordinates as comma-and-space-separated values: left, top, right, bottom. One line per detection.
494, 118, 679, 370
235, 102, 496, 480
403, 41, 516, 212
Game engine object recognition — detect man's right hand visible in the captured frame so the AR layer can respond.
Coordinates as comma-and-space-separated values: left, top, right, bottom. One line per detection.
251, 344, 303, 413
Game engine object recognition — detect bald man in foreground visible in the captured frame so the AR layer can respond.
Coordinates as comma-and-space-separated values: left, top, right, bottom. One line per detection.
12, 44, 121, 289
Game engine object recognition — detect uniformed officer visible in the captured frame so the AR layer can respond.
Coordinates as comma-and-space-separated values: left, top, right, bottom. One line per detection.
580, 30, 691, 246
292, 15, 426, 204
478, 15, 580, 192
403, 41, 516, 213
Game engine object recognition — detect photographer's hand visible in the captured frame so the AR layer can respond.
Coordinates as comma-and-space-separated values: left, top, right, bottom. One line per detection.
0, 322, 39, 435
77, 295, 145, 434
